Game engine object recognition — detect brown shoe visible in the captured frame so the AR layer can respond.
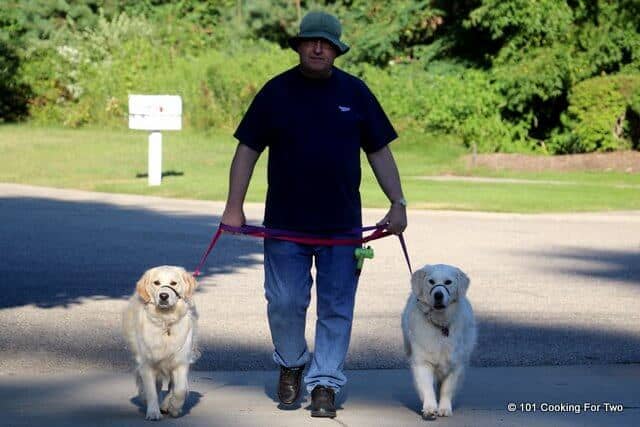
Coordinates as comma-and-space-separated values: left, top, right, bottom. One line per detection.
310, 386, 336, 418
277, 365, 304, 405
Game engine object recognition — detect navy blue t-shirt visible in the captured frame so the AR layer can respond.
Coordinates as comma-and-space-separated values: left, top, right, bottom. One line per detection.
234, 66, 397, 233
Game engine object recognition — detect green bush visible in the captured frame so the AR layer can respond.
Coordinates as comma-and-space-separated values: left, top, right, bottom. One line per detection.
549, 74, 640, 153
21, 11, 296, 130
627, 89, 640, 149
340, 0, 444, 67
0, 6, 30, 122
355, 60, 527, 152
466, 0, 572, 58
9, 0, 640, 154
21, 12, 159, 127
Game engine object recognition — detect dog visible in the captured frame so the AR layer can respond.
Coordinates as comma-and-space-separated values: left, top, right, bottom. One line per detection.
122, 266, 199, 420
401, 264, 476, 419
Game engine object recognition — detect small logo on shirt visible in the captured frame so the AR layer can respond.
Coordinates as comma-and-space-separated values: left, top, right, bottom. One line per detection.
338, 105, 351, 112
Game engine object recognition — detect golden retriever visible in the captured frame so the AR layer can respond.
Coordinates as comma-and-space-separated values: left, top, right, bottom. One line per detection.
402, 264, 476, 419
122, 266, 199, 420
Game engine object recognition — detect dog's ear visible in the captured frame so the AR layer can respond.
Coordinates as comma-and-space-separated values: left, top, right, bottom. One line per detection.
136, 269, 152, 303
456, 269, 470, 295
411, 266, 429, 298
181, 269, 198, 300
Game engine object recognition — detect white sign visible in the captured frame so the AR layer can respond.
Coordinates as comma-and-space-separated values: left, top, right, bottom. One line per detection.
128, 95, 182, 131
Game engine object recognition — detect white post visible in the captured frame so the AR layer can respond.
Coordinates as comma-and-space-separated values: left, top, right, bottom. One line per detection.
129, 95, 180, 185
148, 131, 162, 186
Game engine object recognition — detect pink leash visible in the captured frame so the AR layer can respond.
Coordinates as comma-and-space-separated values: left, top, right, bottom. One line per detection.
193, 223, 412, 277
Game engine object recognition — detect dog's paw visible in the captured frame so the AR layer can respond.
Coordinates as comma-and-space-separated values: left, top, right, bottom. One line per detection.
422, 402, 438, 420
160, 395, 171, 413
167, 406, 182, 418
437, 401, 453, 417
145, 407, 162, 421
160, 394, 182, 418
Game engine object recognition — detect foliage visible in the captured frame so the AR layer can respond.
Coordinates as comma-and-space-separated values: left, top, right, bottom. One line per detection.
339, 0, 444, 66
0, 7, 30, 122
242, 0, 300, 47
491, 45, 573, 142
466, 0, 572, 58
4, 0, 103, 41
20, 10, 295, 130
356, 60, 526, 152
549, 74, 640, 153
627, 89, 640, 149
3, 0, 640, 154
20, 12, 159, 127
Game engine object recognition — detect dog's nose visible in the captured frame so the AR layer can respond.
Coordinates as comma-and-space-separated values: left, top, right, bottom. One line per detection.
159, 292, 169, 301
434, 291, 443, 301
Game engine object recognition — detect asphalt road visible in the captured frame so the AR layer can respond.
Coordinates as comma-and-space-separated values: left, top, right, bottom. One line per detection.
3, 366, 639, 426
1, 183, 639, 374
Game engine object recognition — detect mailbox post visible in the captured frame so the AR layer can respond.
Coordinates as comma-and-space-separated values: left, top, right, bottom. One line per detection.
128, 95, 182, 186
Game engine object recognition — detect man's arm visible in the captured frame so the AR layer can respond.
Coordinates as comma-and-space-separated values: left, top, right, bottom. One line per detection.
221, 143, 261, 227
366, 145, 407, 234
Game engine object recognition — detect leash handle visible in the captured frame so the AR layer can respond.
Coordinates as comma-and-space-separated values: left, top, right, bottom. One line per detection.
194, 223, 412, 276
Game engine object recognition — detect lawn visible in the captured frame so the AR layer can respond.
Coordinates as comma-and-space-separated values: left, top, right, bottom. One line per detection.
1, 125, 639, 213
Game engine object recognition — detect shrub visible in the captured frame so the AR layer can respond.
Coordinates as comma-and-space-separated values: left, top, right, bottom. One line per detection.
0, 7, 30, 122
549, 74, 640, 153
22, 11, 296, 130
355, 60, 527, 152
627, 90, 640, 149
21, 12, 159, 127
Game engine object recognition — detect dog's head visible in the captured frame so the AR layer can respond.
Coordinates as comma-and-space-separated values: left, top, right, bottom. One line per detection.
136, 266, 198, 309
411, 264, 469, 310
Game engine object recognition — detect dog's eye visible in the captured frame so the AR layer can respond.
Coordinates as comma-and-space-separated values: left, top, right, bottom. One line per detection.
428, 279, 435, 285
444, 280, 452, 285
153, 280, 161, 286
170, 281, 177, 286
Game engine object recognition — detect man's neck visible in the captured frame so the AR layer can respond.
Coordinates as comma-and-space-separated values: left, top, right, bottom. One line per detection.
299, 65, 333, 80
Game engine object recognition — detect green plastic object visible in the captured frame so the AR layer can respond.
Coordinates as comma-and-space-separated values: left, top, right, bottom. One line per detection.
354, 246, 374, 270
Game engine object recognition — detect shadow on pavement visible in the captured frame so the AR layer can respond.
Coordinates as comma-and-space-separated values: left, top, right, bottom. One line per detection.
520, 246, 640, 286
4, 316, 637, 370
0, 196, 262, 309
130, 390, 203, 417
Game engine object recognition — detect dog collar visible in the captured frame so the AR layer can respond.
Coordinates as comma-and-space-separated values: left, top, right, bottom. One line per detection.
429, 314, 449, 337
416, 298, 450, 337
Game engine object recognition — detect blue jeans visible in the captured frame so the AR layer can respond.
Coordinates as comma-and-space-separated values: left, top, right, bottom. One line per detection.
264, 237, 360, 393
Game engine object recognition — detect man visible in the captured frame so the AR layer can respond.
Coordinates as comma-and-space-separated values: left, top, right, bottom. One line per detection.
221, 11, 407, 418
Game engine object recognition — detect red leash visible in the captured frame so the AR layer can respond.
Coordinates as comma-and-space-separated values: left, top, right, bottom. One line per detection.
193, 223, 412, 277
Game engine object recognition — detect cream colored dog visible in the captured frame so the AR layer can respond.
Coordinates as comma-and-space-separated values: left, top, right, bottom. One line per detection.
402, 264, 476, 419
123, 266, 199, 420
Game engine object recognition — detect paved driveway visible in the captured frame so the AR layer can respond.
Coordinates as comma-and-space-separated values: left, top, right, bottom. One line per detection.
1, 184, 639, 373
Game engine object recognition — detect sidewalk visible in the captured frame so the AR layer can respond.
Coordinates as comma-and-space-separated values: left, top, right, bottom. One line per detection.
2, 365, 638, 427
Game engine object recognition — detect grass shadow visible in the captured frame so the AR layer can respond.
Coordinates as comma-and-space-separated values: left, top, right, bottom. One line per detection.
135, 170, 185, 179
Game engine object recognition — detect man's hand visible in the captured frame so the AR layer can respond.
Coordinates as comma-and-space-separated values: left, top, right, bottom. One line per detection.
377, 203, 407, 235
221, 207, 246, 228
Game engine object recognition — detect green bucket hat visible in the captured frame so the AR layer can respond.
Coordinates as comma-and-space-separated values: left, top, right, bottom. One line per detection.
288, 11, 350, 56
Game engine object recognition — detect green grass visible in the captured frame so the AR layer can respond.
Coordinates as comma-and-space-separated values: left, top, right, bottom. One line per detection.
1, 124, 639, 213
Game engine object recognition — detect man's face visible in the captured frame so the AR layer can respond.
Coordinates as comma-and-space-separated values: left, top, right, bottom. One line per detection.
297, 38, 338, 78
